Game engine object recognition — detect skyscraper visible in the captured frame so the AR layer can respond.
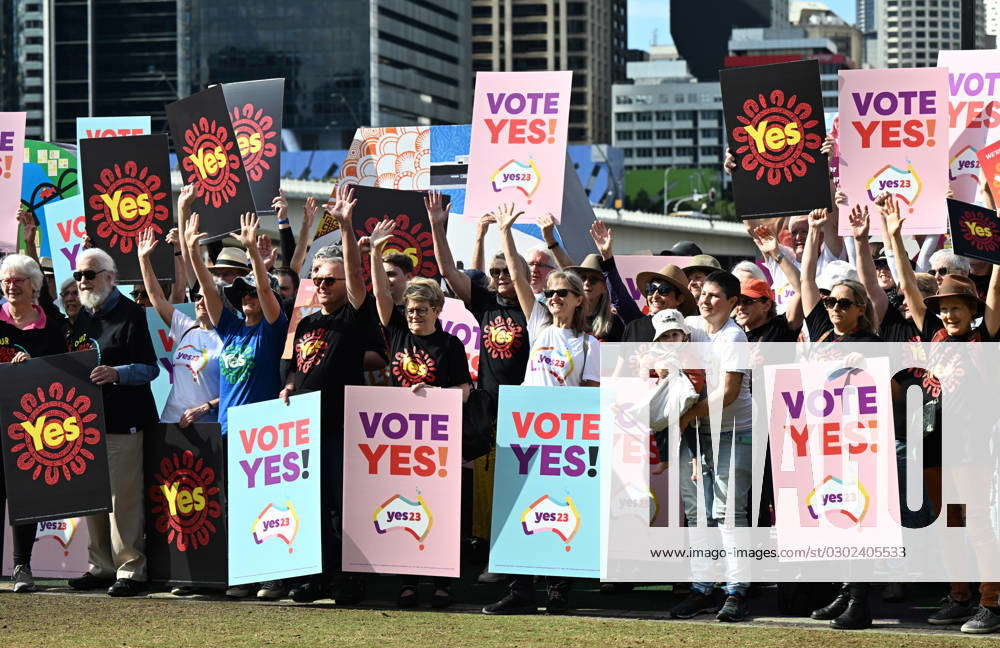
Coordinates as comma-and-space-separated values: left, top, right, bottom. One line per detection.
670, 0, 782, 82
875, 0, 988, 68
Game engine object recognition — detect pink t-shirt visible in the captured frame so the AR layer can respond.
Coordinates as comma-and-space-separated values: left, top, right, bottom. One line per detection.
0, 303, 47, 330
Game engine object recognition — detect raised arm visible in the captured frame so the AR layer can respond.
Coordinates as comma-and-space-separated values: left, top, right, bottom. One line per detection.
272, 190, 296, 266
799, 208, 827, 315
16, 208, 39, 263
176, 184, 196, 290
237, 212, 280, 324
369, 218, 399, 327
590, 220, 643, 324
136, 228, 175, 327
819, 138, 845, 259
165, 228, 187, 303
879, 198, 926, 331
985, 262, 1000, 339
538, 212, 573, 269
426, 189, 472, 305
184, 213, 223, 327
289, 196, 319, 276
470, 213, 494, 273
495, 203, 534, 319
752, 224, 804, 330
848, 204, 887, 326
328, 184, 365, 309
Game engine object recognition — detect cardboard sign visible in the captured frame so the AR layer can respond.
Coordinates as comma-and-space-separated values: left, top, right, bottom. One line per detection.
489, 385, 601, 577
147, 303, 198, 416
145, 422, 227, 587
439, 297, 479, 383
166, 86, 256, 241
977, 139, 1000, 206
2, 508, 90, 578
0, 350, 111, 524
226, 391, 321, 585
721, 60, 830, 219
20, 140, 79, 258
81, 134, 175, 285
465, 72, 573, 224
838, 68, 950, 235
75, 116, 151, 190
0, 113, 26, 251
937, 50, 1000, 203
947, 198, 1000, 264
42, 196, 86, 294
342, 385, 462, 577
222, 79, 283, 215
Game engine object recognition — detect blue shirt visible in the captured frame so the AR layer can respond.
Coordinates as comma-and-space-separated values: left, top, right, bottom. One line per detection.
215, 307, 288, 435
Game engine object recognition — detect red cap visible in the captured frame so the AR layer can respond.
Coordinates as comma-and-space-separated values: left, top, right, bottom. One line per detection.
741, 278, 774, 301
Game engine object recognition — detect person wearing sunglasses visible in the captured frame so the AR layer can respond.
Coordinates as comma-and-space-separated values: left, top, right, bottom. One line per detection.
564, 254, 624, 342
928, 249, 971, 287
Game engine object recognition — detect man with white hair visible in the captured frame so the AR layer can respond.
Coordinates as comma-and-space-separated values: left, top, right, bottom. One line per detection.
525, 245, 557, 295
66, 248, 159, 598
928, 249, 971, 286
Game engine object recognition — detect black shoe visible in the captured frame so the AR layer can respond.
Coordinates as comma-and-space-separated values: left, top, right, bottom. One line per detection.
670, 591, 717, 619
961, 606, 1000, 634
811, 588, 850, 620
431, 587, 453, 609
289, 580, 328, 603
928, 595, 976, 625
68, 572, 115, 591
332, 578, 366, 606
397, 586, 419, 608
545, 590, 570, 614
830, 596, 872, 630
482, 593, 537, 615
599, 582, 634, 595
107, 578, 146, 598
716, 594, 747, 622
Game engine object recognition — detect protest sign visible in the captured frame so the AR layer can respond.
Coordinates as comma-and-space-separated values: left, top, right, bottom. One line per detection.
0, 350, 110, 524
81, 134, 175, 284
937, 50, 1000, 203
2, 508, 90, 578
977, 138, 1000, 206
0, 113, 25, 251
489, 385, 601, 577
21, 140, 78, 258
439, 298, 479, 383
352, 185, 442, 287
75, 116, 151, 189
43, 196, 86, 293
838, 68, 950, 235
145, 422, 227, 587
146, 302, 198, 416
342, 385, 462, 577
947, 198, 1000, 264
613, 255, 692, 314
222, 79, 283, 214
166, 86, 256, 241
226, 391, 321, 585
720, 60, 829, 219
465, 72, 572, 224
281, 280, 320, 360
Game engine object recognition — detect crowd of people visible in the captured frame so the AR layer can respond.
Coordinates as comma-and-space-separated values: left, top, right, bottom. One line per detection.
0, 142, 997, 635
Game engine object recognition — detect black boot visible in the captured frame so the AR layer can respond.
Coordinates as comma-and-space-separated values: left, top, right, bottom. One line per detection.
831, 596, 872, 630
810, 586, 850, 620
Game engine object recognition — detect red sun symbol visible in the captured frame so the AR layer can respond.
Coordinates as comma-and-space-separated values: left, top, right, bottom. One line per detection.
87, 162, 169, 254
148, 450, 222, 552
180, 117, 242, 209
357, 213, 436, 287
0, 346, 18, 363
483, 315, 524, 360
296, 328, 329, 374
392, 347, 437, 386
961, 212, 999, 252
230, 103, 278, 182
6, 382, 101, 485
732, 89, 822, 186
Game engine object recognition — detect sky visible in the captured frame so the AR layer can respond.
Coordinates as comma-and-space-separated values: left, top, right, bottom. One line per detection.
627, 0, 858, 51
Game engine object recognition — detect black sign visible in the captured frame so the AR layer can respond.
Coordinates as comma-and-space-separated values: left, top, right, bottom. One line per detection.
145, 423, 227, 587
947, 198, 1000, 265
222, 79, 284, 216
720, 59, 831, 219
166, 86, 257, 241
80, 134, 175, 285
0, 350, 111, 524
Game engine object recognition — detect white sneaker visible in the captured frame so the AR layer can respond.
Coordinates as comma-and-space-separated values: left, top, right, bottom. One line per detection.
225, 585, 253, 598
257, 580, 287, 600
12, 564, 36, 593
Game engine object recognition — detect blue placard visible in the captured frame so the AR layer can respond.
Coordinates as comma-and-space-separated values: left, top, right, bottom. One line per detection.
145, 302, 197, 417
42, 196, 86, 294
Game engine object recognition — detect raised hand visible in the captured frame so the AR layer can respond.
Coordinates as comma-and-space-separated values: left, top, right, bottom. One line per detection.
807, 208, 828, 231
820, 134, 835, 157
369, 218, 398, 252
178, 184, 196, 213
423, 189, 450, 226
848, 204, 870, 239
257, 233, 277, 268
537, 212, 557, 241
185, 212, 206, 250
238, 212, 259, 251
327, 183, 358, 229
475, 212, 495, 239
834, 189, 848, 205
881, 198, 905, 239
945, 184, 956, 200
723, 147, 736, 174
16, 208, 36, 241
303, 196, 320, 231
137, 228, 158, 258
165, 227, 179, 248
750, 224, 778, 259
589, 220, 614, 260
271, 189, 288, 222
493, 202, 523, 231
873, 190, 892, 208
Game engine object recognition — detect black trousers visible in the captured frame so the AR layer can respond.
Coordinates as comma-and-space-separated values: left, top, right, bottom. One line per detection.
510, 574, 570, 600
0, 462, 37, 566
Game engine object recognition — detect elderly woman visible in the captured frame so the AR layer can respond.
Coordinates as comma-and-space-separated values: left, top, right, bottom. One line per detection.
59, 278, 82, 324
0, 253, 69, 594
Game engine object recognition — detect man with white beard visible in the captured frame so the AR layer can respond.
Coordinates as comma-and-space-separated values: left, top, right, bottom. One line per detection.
66, 248, 159, 598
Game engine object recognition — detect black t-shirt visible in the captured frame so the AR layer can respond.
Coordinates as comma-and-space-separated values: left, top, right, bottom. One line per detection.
879, 305, 920, 342
0, 307, 67, 362
467, 282, 528, 398
805, 303, 882, 342
383, 307, 472, 389
972, 272, 990, 300
623, 315, 655, 343
745, 313, 801, 342
919, 312, 998, 342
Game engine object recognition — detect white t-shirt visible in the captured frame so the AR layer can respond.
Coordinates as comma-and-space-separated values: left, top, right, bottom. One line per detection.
523, 301, 600, 387
764, 243, 843, 314
161, 309, 224, 423
684, 316, 752, 433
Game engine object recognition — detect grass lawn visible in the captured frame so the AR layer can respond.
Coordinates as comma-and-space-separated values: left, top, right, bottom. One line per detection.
0, 593, 986, 648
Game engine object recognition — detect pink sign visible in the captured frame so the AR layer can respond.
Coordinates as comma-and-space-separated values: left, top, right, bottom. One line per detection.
838, 68, 950, 236
465, 72, 572, 224
938, 51, 1000, 203
342, 385, 463, 577
2, 508, 91, 578
613, 255, 692, 313
439, 297, 479, 383
0, 112, 26, 251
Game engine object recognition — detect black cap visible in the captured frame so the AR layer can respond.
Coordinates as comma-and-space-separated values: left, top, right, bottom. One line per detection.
660, 241, 703, 257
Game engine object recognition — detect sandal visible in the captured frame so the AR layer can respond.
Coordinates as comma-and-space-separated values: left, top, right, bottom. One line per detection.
431, 587, 453, 609
397, 586, 419, 608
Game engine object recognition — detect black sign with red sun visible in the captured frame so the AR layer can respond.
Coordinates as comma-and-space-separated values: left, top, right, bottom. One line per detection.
166, 85, 257, 242
0, 350, 111, 524
948, 198, 1000, 265
80, 134, 176, 285
145, 423, 227, 587
720, 60, 830, 219
222, 78, 284, 216
350, 185, 444, 290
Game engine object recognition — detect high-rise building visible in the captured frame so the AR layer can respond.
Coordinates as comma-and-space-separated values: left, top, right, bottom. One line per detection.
792, 1, 863, 66
470, 0, 628, 145
772, 0, 791, 25
856, 0, 877, 66
875, 0, 989, 68
183, 0, 472, 149
987, 0, 1000, 38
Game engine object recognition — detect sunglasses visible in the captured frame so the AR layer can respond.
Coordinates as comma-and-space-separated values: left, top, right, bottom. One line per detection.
738, 296, 769, 308
489, 267, 511, 279
312, 276, 343, 288
929, 268, 951, 277
73, 269, 107, 281
822, 297, 861, 310
645, 283, 676, 297
543, 288, 579, 298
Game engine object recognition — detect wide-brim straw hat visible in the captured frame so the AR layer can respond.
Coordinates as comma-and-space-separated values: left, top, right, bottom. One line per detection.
635, 264, 697, 316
